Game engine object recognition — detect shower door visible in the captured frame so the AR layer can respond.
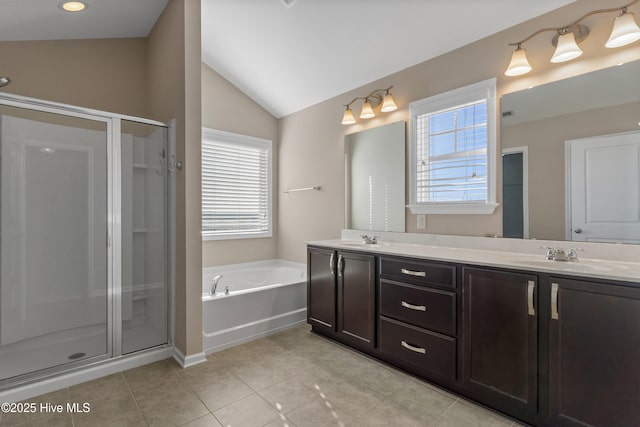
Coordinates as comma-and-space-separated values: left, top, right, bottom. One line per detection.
120, 120, 168, 354
0, 105, 111, 382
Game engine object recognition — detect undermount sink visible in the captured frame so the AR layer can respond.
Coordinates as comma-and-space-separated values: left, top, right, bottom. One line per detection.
513, 259, 615, 273
338, 241, 390, 249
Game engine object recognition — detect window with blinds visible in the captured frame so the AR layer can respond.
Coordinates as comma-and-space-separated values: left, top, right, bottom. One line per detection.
201, 128, 272, 240
409, 78, 497, 215
416, 100, 487, 203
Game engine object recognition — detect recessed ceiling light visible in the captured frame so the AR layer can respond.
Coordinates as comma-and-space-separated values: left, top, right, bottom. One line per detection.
59, 1, 87, 12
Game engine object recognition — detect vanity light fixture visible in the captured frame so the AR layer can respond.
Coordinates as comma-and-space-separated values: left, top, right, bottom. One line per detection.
341, 86, 398, 125
550, 27, 584, 63
59, 1, 87, 12
505, 0, 640, 76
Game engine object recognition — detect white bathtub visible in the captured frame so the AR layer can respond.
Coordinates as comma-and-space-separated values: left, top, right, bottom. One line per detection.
201, 259, 307, 353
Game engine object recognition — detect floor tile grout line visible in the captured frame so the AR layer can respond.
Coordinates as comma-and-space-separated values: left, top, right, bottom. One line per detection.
121, 371, 147, 426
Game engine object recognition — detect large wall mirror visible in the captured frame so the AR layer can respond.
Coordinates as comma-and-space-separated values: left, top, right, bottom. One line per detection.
345, 121, 405, 232
501, 59, 640, 244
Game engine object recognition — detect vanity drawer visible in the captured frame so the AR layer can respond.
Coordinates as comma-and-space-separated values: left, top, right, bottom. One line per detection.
379, 316, 456, 381
380, 281, 456, 335
380, 257, 456, 289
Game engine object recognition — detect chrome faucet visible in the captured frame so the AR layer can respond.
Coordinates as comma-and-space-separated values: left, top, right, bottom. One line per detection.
361, 234, 378, 244
541, 246, 582, 262
552, 248, 569, 262
210, 274, 223, 295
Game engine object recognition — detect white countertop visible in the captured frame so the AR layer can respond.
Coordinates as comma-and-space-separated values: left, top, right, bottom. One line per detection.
307, 239, 640, 284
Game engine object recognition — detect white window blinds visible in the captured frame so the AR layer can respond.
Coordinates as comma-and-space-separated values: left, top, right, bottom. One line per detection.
416, 100, 488, 203
202, 129, 272, 240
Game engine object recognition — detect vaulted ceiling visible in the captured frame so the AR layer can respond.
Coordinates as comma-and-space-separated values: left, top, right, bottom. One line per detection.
0, 0, 576, 118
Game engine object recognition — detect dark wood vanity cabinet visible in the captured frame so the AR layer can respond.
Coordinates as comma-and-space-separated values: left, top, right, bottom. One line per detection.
307, 246, 375, 351
548, 277, 640, 427
307, 247, 337, 334
462, 267, 538, 422
308, 245, 640, 427
378, 256, 458, 382
336, 251, 376, 350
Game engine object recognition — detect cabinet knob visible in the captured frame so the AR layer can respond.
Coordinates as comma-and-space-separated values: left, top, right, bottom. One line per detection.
574, 228, 582, 234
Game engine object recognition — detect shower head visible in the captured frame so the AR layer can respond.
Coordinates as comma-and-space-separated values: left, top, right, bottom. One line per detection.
0, 77, 11, 87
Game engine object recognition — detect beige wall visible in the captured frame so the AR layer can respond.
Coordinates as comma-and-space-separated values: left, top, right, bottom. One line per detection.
0, 1, 203, 358
147, 0, 202, 356
201, 63, 279, 267
503, 102, 640, 240
277, 0, 640, 263
0, 38, 148, 117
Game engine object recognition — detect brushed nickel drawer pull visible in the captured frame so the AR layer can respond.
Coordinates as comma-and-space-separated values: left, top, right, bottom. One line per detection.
401, 340, 426, 354
401, 268, 426, 277
551, 282, 559, 320
527, 280, 535, 316
401, 301, 427, 312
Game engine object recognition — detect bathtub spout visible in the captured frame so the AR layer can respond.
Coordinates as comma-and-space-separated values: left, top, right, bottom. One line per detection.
210, 274, 223, 295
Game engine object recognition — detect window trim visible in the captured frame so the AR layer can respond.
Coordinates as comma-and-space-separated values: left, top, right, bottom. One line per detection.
201, 128, 273, 241
408, 78, 498, 215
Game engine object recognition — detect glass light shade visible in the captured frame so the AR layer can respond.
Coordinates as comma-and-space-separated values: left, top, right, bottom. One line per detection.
380, 93, 398, 112
504, 46, 532, 76
341, 108, 356, 125
551, 31, 583, 63
606, 12, 640, 48
360, 101, 375, 119
60, 1, 87, 12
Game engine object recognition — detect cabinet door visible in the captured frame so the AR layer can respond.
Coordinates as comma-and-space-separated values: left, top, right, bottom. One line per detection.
307, 247, 336, 334
549, 278, 640, 427
337, 251, 376, 349
462, 267, 538, 422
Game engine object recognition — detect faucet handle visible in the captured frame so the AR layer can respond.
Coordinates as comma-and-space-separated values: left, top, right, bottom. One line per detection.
540, 245, 554, 260
371, 235, 379, 244
568, 248, 583, 262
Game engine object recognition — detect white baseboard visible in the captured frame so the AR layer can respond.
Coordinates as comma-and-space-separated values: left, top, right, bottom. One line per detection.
172, 347, 207, 368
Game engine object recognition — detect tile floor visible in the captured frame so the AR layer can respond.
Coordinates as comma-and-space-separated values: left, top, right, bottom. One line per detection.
0, 325, 523, 427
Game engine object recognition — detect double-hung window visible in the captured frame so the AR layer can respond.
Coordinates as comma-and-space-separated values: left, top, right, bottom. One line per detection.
409, 78, 498, 214
201, 128, 272, 240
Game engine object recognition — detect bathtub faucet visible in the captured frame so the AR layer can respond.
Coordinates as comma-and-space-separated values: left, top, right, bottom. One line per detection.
210, 274, 223, 295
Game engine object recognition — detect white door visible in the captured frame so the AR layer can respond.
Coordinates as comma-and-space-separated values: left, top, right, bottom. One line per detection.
567, 131, 640, 243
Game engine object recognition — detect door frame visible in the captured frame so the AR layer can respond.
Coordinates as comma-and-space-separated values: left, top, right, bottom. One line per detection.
501, 146, 529, 239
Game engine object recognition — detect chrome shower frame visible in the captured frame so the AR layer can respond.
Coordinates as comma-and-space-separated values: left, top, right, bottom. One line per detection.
0, 92, 174, 391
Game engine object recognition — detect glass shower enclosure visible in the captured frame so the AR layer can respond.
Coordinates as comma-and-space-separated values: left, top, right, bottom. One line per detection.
0, 95, 170, 388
